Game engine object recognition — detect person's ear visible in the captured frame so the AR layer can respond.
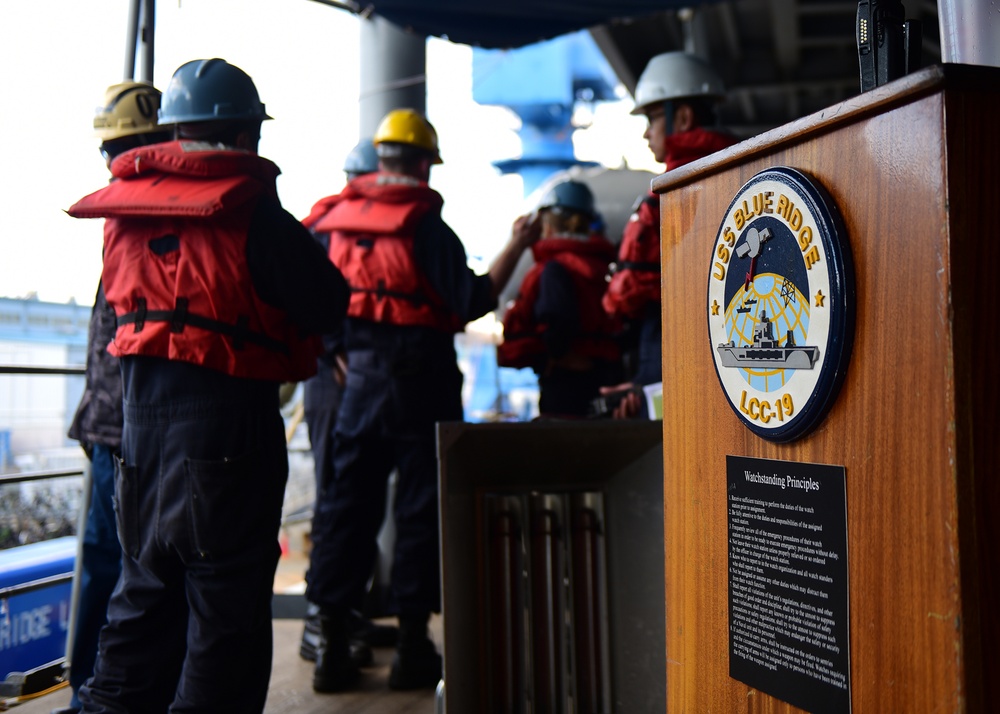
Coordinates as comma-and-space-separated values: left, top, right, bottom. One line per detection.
674, 104, 696, 133
235, 123, 262, 153
419, 156, 433, 180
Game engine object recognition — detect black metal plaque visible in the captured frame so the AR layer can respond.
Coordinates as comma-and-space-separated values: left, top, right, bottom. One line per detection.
727, 455, 850, 713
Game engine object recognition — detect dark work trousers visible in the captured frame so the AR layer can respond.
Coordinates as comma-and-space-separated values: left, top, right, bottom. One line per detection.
633, 308, 663, 388
302, 364, 343, 510
301, 363, 342, 591
306, 342, 463, 617
68, 444, 122, 710
80, 358, 287, 714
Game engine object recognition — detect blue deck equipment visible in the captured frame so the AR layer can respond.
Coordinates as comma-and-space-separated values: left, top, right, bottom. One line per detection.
0, 536, 76, 696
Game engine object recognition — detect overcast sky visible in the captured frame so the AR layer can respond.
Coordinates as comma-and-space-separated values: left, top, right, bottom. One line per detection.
0, 0, 655, 305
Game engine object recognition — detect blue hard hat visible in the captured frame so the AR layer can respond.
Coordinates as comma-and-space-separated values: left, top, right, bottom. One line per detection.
158, 58, 272, 125
343, 139, 379, 178
537, 180, 595, 216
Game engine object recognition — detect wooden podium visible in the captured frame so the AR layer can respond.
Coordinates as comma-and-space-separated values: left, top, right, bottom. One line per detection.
653, 64, 998, 712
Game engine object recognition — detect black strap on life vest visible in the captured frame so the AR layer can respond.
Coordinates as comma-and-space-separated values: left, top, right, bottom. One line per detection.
118, 297, 289, 355
349, 281, 454, 319
350, 280, 429, 305
630, 194, 658, 213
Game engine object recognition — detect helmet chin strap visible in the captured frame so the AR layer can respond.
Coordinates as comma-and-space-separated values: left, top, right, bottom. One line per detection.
662, 100, 676, 137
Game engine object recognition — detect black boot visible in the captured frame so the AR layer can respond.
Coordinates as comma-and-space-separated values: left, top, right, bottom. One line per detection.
388, 613, 442, 690
312, 610, 361, 693
301, 602, 374, 667
349, 608, 400, 648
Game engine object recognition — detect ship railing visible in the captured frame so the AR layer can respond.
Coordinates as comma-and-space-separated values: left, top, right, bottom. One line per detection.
0, 362, 87, 704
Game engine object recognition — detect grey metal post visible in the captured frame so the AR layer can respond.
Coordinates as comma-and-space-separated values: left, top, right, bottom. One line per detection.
123, 0, 140, 80
122, 0, 155, 82
139, 0, 155, 83
359, 15, 427, 138
679, 6, 711, 59
63, 461, 93, 680
938, 0, 1000, 67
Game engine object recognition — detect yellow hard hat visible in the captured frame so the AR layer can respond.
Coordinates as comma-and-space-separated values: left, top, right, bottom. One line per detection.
373, 108, 443, 164
94, 82, 163, 140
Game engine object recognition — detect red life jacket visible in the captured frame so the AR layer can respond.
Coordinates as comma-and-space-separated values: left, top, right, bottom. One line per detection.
302, 193, 340, 231
603, 128, 738, 320
314, 172, 463, 333
602, 193, 661, 320
68, 140, 320, 382
498, 234, 620, 370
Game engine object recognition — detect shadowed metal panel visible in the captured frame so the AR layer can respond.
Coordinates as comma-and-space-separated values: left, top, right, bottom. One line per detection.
438, 421, 664, 713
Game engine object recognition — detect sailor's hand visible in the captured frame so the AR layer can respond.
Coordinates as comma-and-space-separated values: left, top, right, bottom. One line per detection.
512, 212, 542, 249
332, 352, 348, 386
599, 382, 643, 420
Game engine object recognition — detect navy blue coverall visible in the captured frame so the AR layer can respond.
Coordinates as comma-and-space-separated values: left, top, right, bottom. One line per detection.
79, 197, 348, 714
306, 211, 494, 618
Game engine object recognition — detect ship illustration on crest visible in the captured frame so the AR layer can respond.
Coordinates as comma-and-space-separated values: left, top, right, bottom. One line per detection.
717, 309, 820, 370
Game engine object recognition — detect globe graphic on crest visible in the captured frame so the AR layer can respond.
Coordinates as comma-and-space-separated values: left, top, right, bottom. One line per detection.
720, 273, 811, 391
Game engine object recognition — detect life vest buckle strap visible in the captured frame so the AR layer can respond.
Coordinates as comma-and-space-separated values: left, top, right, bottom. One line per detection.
115, 301, 289, 357
171, 298, 189, 334
232, 315, 250, 350
350, 285, 427, 307
133, 298, 147, 332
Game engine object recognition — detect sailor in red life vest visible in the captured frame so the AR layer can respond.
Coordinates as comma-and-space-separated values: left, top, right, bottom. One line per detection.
67, 59, 349, 714
302, 108, 539, 693
296, 138, 399, 670
497, 179, 623, 418
601, 51, 738, 418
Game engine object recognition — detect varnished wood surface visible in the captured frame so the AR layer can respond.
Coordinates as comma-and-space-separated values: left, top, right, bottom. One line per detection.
11, 617, 440, 714
656, 64, 999, 712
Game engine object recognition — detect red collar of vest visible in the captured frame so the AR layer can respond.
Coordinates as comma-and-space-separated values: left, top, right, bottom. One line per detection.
111, 140, 281, 188
335, 171, 443, 209
663, 127, 738, 171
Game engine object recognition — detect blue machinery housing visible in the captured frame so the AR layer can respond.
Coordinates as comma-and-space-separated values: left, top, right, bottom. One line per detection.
0, 537, 76, 697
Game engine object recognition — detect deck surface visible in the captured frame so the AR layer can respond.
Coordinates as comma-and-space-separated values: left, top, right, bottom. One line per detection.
10, 552, 439, 714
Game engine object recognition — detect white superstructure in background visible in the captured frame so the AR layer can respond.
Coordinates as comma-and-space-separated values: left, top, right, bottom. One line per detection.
0, 297, 89, 474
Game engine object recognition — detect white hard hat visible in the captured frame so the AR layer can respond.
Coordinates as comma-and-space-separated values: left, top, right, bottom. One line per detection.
630, 51, 726, 116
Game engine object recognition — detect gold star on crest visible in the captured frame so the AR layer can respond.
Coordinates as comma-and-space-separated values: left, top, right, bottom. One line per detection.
711, 300, 720, 316
814, 290, 826, 307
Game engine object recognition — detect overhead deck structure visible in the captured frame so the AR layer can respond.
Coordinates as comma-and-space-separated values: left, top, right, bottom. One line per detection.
124, 0, 944, 139
316, 0, 942, 137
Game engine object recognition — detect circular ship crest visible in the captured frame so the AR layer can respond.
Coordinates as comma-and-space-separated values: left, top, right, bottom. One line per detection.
707, 167, 854, 442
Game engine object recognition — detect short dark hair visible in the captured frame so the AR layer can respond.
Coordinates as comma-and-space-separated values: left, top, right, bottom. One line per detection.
175, 119, 261, 148
377, 143, 433, 175
540, 207, 591, 237
101, 130, 172, 162
677, 96, 719, 128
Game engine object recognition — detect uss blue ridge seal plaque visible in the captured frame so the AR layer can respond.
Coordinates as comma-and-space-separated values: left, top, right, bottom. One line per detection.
708, 167, 854, 442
